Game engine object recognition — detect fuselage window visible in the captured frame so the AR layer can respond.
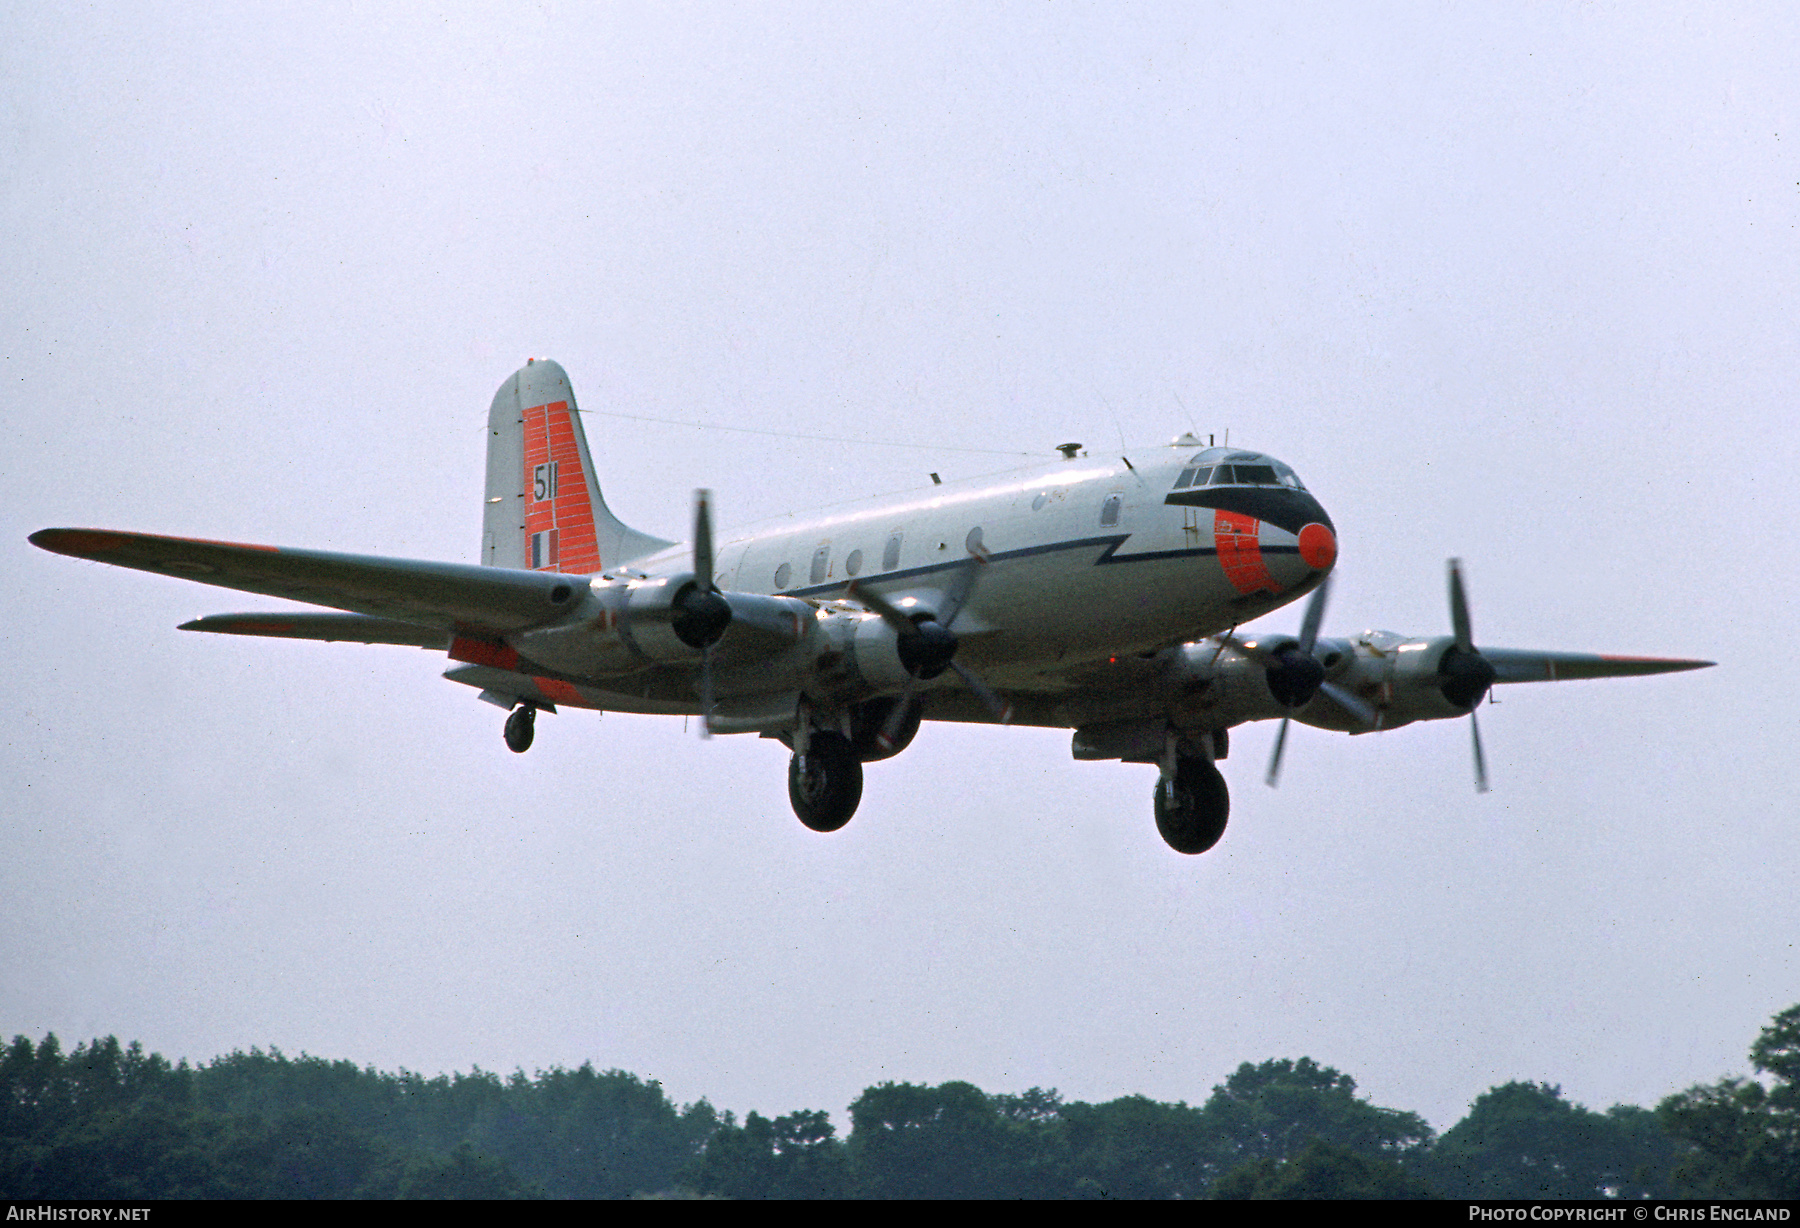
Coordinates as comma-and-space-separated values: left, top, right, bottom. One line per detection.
845, 549, 863, 577
774, 562, 792, 589
883, 532, 903, 571
810, 544, 831, 584
1100, 493, 1123, 527
965, 526, 984, 555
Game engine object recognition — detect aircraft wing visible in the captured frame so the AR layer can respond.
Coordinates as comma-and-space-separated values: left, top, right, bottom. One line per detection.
29, 529, 587, 636
179, 613, 452, 648
1481, 648, 1714, 683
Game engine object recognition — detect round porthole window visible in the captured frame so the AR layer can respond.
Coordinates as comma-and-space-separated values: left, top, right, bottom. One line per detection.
1032, 493, 1047, 511
965, 526, 984, 554
774, 562, 792, 588
845, 549, 863, 576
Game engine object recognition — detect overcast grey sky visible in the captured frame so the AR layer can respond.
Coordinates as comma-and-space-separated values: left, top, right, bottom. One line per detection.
3, 3, 1794, 1132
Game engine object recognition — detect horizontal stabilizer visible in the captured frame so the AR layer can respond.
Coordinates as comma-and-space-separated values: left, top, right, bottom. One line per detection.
1483, 649, 1714, 684
180, 613, 451, 648
30, 529, 588, 635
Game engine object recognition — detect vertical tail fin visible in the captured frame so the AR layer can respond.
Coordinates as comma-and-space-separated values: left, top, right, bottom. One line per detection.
482, 359, 673, 572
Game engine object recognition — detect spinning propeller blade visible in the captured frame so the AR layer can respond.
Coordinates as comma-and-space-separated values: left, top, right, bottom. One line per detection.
1470, 705, 1489, 794
690, 490, 721, 737
1449, 556, 1474, 652
1264, 575, 1336, 787
694, 490, 716, 595
847, 548, 1011, 736
1447, 559, 1496, 791
949, 661, 1014, 725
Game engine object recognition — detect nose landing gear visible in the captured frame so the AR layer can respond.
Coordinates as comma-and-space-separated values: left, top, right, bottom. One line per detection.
503, 704, 536, 754
1154, 731, 1230, 854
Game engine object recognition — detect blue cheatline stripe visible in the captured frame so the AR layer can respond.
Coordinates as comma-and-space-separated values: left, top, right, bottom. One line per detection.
776, 533, 1299, 599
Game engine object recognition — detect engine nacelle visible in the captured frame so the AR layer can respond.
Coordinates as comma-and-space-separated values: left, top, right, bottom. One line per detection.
1156, 635, 1322, 730
510, 574, 813, 677
786, 607, 917, 700
1296, 631, 1495, 732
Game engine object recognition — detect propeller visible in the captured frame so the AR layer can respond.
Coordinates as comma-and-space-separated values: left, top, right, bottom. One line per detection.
846, 553, 1013, 749
670, 489, 732, 736
1254, 561, 1499, 790
1444, 558, 1497, 792
1256, 574, 1378, 787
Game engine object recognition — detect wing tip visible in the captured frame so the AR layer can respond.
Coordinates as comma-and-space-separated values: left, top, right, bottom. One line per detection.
31, 528, 282, 560
1598, 655, 1716, 673
30, 528, 126, 557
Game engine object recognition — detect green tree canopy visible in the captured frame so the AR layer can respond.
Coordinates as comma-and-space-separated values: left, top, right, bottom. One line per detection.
1194, 1057, 1433, 1182
1430, 1082, 1675, 1198
684, 1108, 848, 1199
847, 1081, 1064, 1198
1660, 1004, 1800, 1198
1212, 1137, 1437, 1199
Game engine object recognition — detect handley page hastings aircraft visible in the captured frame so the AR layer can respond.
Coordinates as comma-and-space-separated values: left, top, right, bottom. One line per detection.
31, 360, 1711, 854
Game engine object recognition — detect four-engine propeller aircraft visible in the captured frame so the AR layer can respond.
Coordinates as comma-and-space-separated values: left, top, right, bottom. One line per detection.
30, 359, 1712, 854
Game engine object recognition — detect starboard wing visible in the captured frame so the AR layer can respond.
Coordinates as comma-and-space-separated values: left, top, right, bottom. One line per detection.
1482, 648, 1714, 683
30, 529, 587, 636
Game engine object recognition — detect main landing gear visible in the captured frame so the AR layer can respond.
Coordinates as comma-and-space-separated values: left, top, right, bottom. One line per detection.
503, 703, 536, 754
1154, 731, 1230, 855
788, 729, 863, 832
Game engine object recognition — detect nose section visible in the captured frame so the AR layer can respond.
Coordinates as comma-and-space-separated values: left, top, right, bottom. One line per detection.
1297, 522, 1336, 572
1255, 517, 1336, 597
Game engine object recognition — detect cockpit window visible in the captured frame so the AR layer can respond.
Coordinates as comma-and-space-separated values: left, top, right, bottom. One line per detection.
1178, 452, 1306, 491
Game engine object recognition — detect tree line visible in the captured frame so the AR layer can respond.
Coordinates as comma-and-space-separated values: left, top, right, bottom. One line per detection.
3, 1004, 1797, 1198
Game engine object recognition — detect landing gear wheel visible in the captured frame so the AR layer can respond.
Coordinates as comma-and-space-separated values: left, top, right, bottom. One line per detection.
1154, 755, 1230, 854
788, 731, 864, 832
504, 705, 536, 754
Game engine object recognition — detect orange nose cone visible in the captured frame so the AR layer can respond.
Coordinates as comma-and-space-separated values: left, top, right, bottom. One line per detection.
1297, 522, 1336, 571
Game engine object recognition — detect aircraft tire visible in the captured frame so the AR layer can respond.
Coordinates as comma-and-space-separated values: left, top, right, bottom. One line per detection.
789, 731, 863, 832
1154, 755, 1229, 854
504, 706, 535, 754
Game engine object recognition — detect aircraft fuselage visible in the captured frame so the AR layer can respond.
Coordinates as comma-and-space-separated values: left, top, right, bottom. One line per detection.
486, 444, 1334, 723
